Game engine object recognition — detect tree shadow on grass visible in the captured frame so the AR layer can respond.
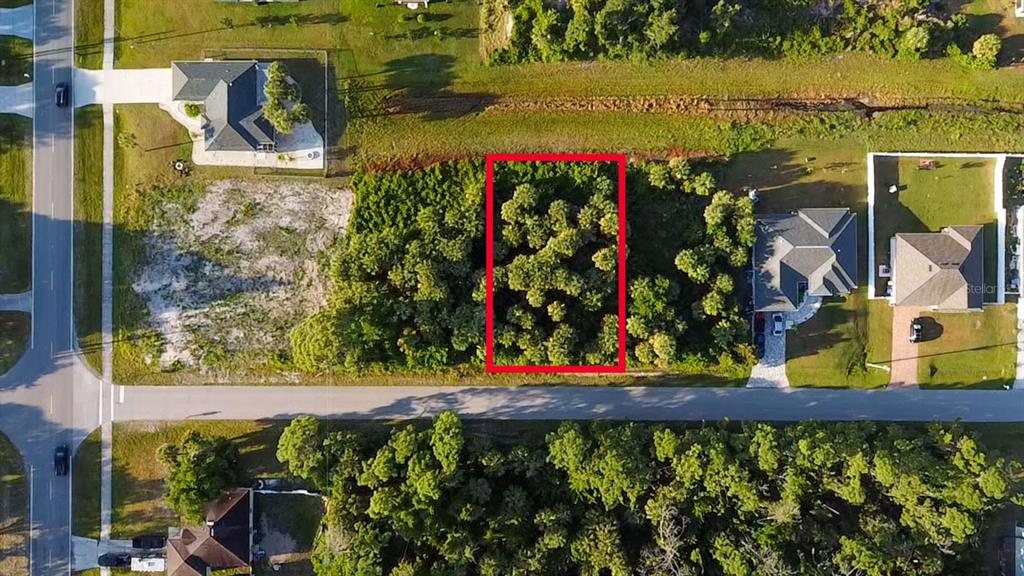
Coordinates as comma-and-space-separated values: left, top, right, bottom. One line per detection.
381, 53, 497, 120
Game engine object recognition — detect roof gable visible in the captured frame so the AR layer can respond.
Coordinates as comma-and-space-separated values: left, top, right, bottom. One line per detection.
171, 61, 274, 152
166, 489, 251, 576
892, 226, 984, 309
754, 208, 858, 312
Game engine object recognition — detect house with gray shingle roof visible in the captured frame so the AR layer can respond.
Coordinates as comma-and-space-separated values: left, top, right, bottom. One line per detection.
891, 226, 984, 310
171, 60, 276, 153
753, 208, 858, 312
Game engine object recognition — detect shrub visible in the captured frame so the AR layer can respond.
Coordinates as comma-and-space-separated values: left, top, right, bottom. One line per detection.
416, 13, 427, 23
290, 310, 343, 372
183, 102, 202, 118
897, 27, 929, 61
972, 33, 1001, 70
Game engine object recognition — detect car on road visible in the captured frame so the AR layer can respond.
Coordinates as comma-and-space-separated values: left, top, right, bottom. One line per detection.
98, 553, 131, 567
772, 313, 785, 336
53, 444, 68, 476
55, 82, 69, 107
909, 319, 923, 343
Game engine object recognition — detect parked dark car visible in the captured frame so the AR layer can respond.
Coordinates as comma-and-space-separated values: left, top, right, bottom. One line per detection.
132, 534, 166, 549
754, 333, 766, 358
754, 312, 766, 334
54, 83, 69, 107
98, 553, 130, 567
53, 444, 68, 476
909, 319, 923, 343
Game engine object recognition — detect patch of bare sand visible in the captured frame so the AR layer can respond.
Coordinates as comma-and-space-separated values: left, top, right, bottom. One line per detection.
132, 179, 353, 369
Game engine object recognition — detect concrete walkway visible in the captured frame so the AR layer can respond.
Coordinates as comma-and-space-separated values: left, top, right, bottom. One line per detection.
0, 291, 31, 312
0, 83, 33, 117
73, 68, 172, 106
97, 6, 116, 572
1016, 206, 1024, 389
0, 4, 33, 40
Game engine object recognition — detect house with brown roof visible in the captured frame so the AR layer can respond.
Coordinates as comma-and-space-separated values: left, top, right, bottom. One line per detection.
166, 488, 253, 576
890, 226, 984, 310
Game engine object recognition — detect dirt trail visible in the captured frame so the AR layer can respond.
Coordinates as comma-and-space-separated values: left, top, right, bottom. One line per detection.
385, 93, 1024, 120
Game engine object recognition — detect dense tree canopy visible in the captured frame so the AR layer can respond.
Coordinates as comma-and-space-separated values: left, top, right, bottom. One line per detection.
280, 413, 1020, 576
491, 162, 620, 365
291, 159, 754, 373
157, 430, 240, 523
485, 0, 976, 64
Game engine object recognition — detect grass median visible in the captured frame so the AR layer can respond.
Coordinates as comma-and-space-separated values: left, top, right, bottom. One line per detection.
0, 114, 31, 294
74, 105, 104, 374
72, 428, 102, 540
0, 312, 29, 375
0, 36, 31, 85
0, 431, 27, 576
74, 0, 104, 70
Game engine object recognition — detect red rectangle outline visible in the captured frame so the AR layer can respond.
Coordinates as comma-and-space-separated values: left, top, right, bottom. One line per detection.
485, 153, 627, 374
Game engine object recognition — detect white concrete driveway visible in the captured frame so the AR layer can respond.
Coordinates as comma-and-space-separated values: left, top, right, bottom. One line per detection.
0, 83, 33, 117
0, 5, 33, 40
73, 68, 172, 106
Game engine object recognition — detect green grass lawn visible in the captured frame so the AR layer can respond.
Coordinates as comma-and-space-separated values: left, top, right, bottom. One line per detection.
111, 420, 290, 538
111, 0, 1024, 173
916, 304, 1017, 388
0, 114, 32, 294
72, 428, 102, 540
873, 155, 999, 298
0, 36, 31, 86
786, 290, 891, 389
75, 106, 104, 374
0, 312, 29, 375
75, 0, 104, 69
0, 431, 27, 576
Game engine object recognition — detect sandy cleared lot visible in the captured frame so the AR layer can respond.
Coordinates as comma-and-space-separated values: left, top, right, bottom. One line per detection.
132, 179, 352, 370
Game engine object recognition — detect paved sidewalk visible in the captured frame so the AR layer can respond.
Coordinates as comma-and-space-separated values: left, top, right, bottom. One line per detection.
0, 291, 31, 312
0, 5, 33, 40
0, 83, 33, 117
97, 9, 116, 572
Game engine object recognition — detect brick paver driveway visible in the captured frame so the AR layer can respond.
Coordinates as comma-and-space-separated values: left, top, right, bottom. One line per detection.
891, 305, 929, 387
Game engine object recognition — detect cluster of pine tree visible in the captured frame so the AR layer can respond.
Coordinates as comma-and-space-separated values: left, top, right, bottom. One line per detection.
484, 0, 970, 64
276, 413, 1021, 576
290, 159, 756, 373
491, 161, 621, 366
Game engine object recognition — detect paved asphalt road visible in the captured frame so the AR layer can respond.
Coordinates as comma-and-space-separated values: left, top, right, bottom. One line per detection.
115, 385, 1024, 422
0, 0, 102, 574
